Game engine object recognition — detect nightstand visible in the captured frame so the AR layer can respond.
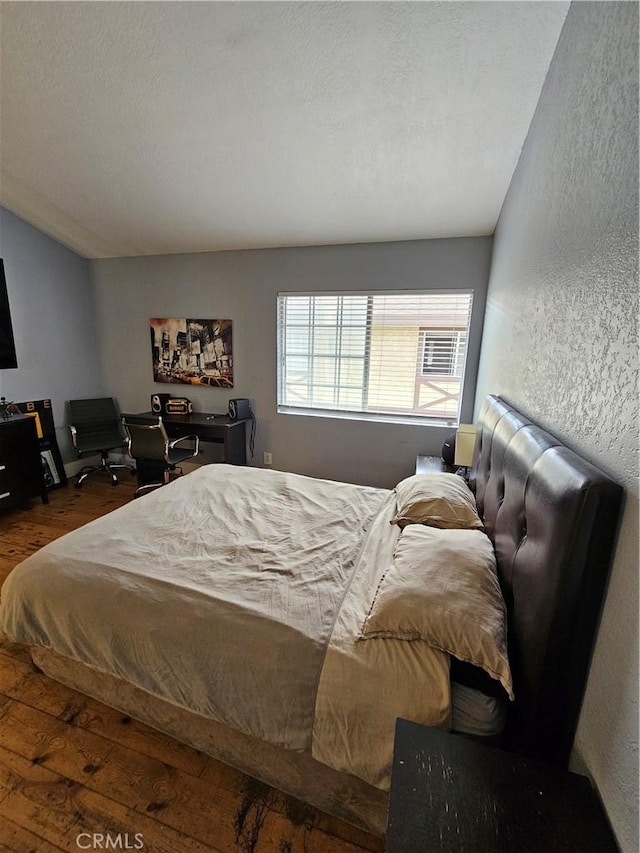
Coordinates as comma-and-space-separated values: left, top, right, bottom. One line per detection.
385, 720, 618, 853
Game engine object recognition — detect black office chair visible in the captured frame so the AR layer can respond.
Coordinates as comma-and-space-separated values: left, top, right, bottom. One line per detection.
69, 397, 133, 488
121, 414, 199, 497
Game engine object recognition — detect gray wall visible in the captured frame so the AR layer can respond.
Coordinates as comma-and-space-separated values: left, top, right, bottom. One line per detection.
0, 208, 103, 461
92, 237, 491, 488
475, 3, 638, 850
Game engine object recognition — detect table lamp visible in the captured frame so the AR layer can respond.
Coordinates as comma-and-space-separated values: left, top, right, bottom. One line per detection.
454, 423, 477, 478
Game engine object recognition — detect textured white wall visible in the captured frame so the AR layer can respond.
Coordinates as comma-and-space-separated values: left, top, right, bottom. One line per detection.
475, 3, 638, 849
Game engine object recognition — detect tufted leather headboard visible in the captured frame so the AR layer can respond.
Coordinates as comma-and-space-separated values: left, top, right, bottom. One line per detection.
468, 395, 623, 767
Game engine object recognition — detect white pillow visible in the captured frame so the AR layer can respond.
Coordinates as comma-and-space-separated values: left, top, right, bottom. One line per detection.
391, 473, 483, 530
360, 525, 513, 699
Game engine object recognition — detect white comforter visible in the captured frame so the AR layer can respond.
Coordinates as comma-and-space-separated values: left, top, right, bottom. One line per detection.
0, 464, 450, 788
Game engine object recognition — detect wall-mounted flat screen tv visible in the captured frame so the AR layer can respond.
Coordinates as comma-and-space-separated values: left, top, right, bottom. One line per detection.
0, 259, 18, 369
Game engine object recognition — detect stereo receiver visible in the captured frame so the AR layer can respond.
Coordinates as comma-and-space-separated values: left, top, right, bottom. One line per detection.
165, 397, 193, 415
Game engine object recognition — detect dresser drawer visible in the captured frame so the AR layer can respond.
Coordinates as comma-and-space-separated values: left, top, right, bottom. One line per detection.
0, 462, 11, 505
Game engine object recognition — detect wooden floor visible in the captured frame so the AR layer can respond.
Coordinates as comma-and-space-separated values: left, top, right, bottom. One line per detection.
0, 475, 384, 853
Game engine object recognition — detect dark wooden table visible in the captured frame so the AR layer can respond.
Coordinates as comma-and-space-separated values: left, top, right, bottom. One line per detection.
135, 411, 248, 465
385, 719, 619, 852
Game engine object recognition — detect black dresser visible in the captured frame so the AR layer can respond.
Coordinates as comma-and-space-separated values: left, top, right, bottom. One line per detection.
0, 415, 49, 511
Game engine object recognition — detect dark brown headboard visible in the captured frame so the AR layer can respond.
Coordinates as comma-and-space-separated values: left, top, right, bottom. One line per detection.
469, 395, 623, 767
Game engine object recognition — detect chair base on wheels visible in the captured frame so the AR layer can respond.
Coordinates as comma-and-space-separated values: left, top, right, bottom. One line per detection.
134, 465, 184, 498
121, 415, 200, 498
75, 450, 135, 488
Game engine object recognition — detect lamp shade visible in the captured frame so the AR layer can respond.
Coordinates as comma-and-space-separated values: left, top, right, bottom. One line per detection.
454, 424, 477, 468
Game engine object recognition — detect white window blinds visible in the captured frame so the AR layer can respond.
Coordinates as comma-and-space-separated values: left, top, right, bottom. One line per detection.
277, 291, 473, 423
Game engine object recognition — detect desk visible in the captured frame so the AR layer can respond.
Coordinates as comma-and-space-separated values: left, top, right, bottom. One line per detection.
135, 412, 248, 465
385, 719, 618, 853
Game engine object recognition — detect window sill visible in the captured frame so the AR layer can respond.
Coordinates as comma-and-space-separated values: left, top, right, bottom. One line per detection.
277, 406, 459, 429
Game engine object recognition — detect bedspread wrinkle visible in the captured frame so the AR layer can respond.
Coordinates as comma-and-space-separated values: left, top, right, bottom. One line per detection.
0, 465, 387, 750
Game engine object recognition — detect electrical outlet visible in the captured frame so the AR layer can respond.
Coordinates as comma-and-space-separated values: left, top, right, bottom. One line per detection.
263, 452, 273, 466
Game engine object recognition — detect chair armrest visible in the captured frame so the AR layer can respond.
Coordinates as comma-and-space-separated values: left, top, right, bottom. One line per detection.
69, 424, 78, 450
169, 434, 200, 456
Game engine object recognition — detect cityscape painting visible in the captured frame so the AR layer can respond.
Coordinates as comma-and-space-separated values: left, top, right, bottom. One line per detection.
150, 318, 233, 388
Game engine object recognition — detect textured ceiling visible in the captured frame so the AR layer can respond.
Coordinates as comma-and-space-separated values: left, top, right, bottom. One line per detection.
0, 2, 569, 259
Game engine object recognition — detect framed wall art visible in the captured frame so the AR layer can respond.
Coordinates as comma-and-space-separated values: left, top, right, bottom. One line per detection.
150, 318, 233, 388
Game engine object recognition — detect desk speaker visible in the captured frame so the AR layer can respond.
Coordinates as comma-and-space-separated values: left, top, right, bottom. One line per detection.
151, 393, 171, 414
228, 398, 251, 421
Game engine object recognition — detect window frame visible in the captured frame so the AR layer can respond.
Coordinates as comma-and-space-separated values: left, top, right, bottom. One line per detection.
277, 289, 474, 427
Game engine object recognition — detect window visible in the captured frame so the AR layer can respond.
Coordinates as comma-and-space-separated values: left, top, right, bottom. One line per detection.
277, 291, 473, 423
420, 330, 465, 377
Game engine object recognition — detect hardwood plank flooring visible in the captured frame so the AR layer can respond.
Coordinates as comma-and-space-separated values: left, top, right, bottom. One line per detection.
0, 477, 384, 853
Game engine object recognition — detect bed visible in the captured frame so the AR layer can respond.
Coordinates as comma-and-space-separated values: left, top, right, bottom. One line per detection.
0, 395, 623, 836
